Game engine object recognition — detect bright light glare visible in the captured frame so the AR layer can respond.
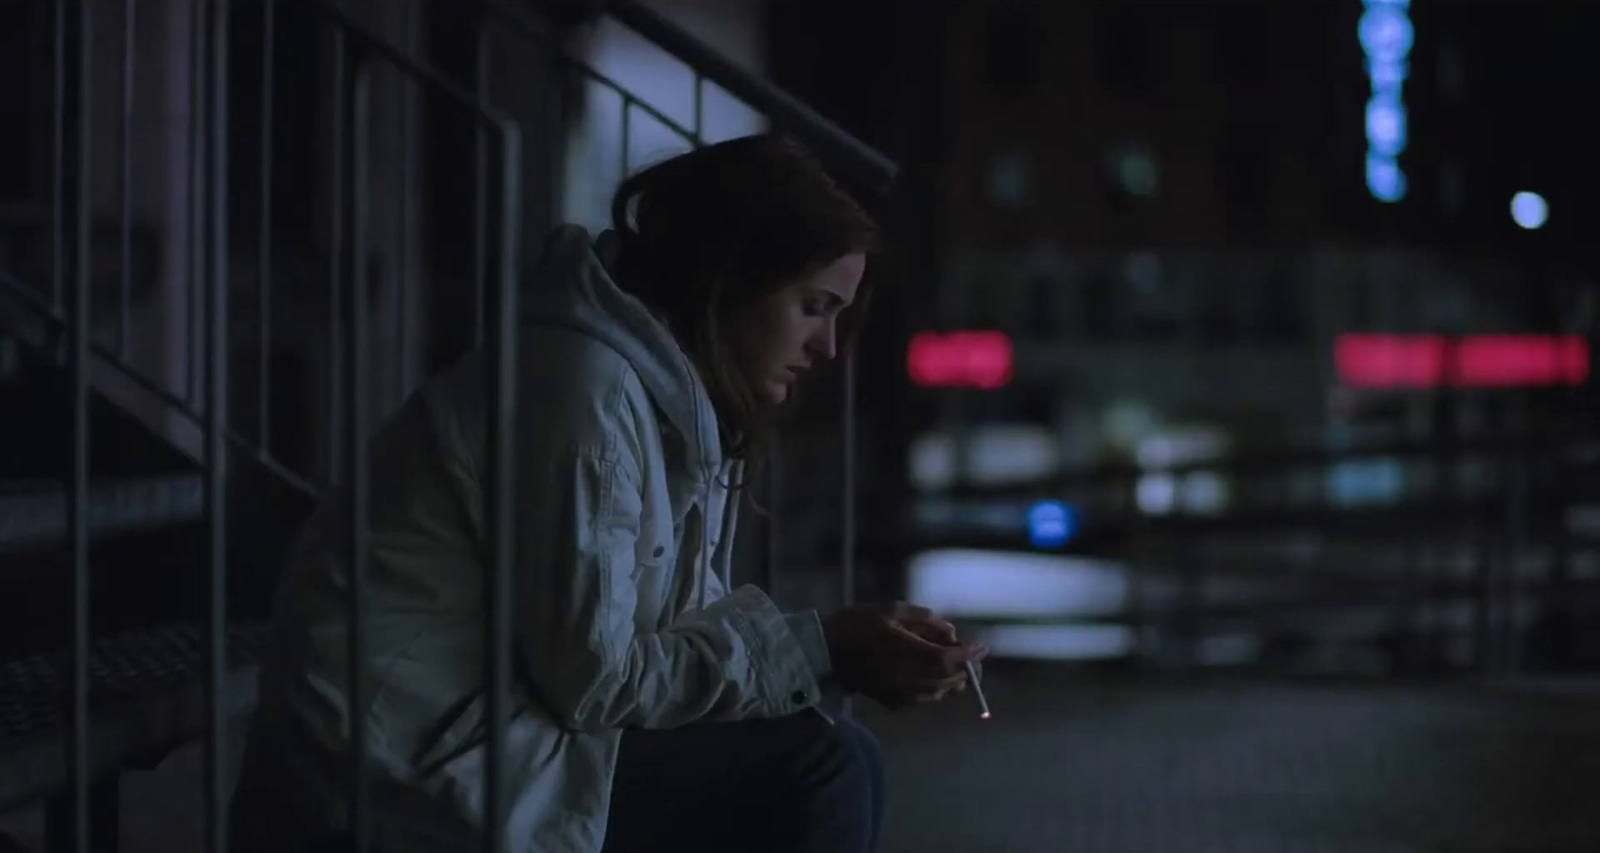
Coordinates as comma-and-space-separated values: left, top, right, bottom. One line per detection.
974, 623, 1137, 661
1511, 191, 1548, 229
906, 549, 1129, 619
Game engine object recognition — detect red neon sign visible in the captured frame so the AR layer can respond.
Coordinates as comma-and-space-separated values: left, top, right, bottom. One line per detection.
1336, 334, 1589, 389
908, 331, 1013, 389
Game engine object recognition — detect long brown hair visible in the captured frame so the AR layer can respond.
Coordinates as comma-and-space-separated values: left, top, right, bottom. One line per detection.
608, 134, 880, 462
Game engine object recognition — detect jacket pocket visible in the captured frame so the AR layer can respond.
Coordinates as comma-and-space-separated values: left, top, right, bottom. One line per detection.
411, 691, 486, 776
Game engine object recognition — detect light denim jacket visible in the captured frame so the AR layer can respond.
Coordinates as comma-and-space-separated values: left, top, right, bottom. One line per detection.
231, 225, 833, 853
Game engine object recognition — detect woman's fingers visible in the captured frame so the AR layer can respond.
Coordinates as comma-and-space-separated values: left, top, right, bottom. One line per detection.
899, 618, 959, 645
890, 602, 960, 644
908, 671, 970, 704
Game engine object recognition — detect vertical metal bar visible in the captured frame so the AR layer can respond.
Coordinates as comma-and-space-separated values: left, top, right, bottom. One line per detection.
763, 440, 781, 594
1178, 545, 1205, 668
204, 3, 232, 852
547, 57, 567, 233
345, 59, 373, 853
118, 0, 136, 358
257, 0, 275, 450
839, 349, 856, 716
396, 0, 418, 399
692, 73, 704, 143
1473, 526, 1494, 674
67, 3, 95, 851
620, 97, 631, 177
472, 23, 489, 349
1126, 475, 1150, 662
187, 0, 207, 405
1548, 449, 1575, 667
482, 120, 523, 853
326, 34, 346, 484
841, 349, 857, 609
1502, 448, 1527, 673
53, 0, 66, 314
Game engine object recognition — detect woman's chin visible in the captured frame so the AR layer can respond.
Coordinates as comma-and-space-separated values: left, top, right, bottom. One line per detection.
761, 380, 792, 405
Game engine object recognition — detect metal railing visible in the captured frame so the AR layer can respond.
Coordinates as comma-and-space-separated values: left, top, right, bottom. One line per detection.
4, 0, 898, 850
913, 429, 1598, 675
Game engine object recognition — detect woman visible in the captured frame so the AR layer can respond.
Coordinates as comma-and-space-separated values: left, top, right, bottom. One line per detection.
231, 134, 987, 853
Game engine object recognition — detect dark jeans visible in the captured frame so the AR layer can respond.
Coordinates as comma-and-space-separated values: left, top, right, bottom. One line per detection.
601, 712, 885, 853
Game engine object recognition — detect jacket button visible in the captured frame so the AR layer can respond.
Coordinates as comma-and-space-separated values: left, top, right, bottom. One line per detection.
653, 545, 665, 558
791, 690, 808, 704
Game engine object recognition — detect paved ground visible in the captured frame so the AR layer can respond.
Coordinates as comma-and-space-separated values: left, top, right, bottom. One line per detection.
2, 669, 1598, 852
857, 668, 1600, 853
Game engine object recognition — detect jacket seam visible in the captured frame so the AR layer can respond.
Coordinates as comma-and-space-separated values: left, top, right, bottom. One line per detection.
594, 454, 618, 674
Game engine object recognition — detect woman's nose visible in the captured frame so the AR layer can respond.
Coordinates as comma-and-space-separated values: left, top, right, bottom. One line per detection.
809, 321, 838, 361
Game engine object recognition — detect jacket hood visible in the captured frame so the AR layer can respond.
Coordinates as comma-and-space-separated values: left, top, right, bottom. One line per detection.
521, 224, 722, 478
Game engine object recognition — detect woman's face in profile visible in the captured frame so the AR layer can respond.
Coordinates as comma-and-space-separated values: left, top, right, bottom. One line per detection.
733, 252, 866, 405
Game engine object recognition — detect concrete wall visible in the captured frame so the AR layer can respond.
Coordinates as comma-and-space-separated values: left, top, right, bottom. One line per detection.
561, 0, 769, 232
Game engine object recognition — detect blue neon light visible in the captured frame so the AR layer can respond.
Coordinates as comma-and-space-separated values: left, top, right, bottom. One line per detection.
1361, 0, 1411, 202
1027, 500, 1078, 549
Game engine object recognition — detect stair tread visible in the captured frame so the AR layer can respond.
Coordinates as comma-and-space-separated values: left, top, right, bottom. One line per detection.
0, 474, 205, 547
0, 621, 270, 811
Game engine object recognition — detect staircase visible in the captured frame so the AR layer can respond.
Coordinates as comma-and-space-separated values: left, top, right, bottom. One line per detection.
0, 0, 894, 845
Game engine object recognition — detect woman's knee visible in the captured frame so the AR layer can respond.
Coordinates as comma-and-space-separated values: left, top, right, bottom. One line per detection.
765, 716, 878, 851
790, 716, 879, 785
831, 716, 886, 850
831, 717, 884, 785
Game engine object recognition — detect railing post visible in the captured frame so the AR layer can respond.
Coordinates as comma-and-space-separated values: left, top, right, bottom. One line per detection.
763, 440, 782, 596
67, 2, 95, 851
118, 0, 136, 359
52, 0, 66, 315
326, 28, 347, 488
620, 97, 632, 180
842, 348, 857, 609
344, 53, 374, 853
1501, 447, 1527, 673
186, 0, 207, 406
396, 0, 419, 401
204, 3, 233, 852
483, 117, 523, 853
840, 347, 856, 716
473, 19, 491, 349
257, 0, 276, 451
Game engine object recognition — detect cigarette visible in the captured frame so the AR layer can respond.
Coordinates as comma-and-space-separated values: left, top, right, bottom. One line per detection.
964, 660, 991, 720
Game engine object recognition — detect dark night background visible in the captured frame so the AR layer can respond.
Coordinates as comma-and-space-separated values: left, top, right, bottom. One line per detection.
2, 1, 1599, 850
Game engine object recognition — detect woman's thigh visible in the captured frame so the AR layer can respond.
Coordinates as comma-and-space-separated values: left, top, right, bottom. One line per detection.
602, 713, 882, 853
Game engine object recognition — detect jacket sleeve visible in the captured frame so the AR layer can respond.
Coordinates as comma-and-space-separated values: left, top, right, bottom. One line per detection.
679, 511, 835, 683
516, 445, 824, 733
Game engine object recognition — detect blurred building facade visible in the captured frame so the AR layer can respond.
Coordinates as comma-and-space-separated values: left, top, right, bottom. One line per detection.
769, 0, 1600, 671
931, 0, 1597, 469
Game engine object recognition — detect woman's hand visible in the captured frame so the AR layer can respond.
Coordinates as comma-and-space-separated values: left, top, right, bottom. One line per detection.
821, 602, 987, 710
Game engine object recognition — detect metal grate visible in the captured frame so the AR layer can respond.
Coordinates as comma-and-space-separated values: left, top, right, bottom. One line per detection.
0, 622, 269, 751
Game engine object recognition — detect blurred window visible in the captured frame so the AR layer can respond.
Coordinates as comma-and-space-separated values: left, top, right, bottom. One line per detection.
1028, 273, 1056, 339
1222, 131, 1272, 213
987, 151, 1033, 208
983, 8, 1043, 94
909, 424, 1061, 492
1257, 265, 1307, 342
1216, 2, 1288, 100
1097, 8, 1159, 99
